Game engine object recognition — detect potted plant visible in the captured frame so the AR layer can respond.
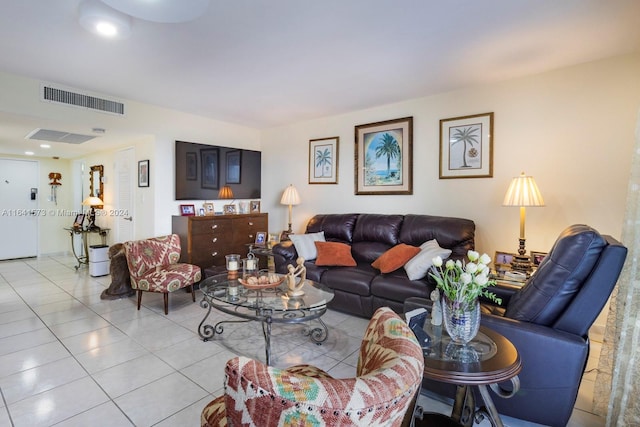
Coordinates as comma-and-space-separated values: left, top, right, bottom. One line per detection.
430, 250, 502, 344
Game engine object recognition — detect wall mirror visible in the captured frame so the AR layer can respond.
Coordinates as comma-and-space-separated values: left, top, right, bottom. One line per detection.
89, 165, 104, 207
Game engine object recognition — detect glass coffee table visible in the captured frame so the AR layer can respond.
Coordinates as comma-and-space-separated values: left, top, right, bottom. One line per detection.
198, 273, 334, 365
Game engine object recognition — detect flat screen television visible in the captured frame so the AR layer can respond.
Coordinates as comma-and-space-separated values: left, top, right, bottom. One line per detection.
175, 140, 261, 200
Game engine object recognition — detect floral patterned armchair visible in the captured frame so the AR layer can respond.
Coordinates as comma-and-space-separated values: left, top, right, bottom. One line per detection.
123, 234, 201, 314
201, 307, 424, 427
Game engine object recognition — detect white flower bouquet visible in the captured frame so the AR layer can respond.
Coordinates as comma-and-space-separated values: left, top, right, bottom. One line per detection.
429, 250, 502, 307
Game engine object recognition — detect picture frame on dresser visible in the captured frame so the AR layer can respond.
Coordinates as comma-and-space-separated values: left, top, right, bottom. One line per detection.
179, 204, 196, 216
203, 202, 215, 216
354, 117, 413, 195
250, 200, 261, 213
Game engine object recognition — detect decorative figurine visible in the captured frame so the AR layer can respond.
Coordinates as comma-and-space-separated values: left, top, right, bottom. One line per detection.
286, 257, 306, 296
430, 288, 442, 326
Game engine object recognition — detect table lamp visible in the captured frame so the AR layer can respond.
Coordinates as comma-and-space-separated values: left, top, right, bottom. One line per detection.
502, 172, 545, 275
82, 196, 104, 230
218, 185, 234, 200
280, 184, 300, 240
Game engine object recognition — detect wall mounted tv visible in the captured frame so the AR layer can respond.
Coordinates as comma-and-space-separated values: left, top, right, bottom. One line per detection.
175, 140, 261, 200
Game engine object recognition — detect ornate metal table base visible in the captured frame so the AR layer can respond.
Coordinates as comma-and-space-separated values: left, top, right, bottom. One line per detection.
198, 291, 330, 365
452, 376, 520, 427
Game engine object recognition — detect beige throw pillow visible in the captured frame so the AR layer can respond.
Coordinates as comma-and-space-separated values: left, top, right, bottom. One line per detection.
404, 239, 452, 281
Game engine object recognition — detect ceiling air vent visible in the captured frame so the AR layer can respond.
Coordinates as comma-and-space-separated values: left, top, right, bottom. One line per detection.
25, 128, 97, 144
40, 82, 125, 116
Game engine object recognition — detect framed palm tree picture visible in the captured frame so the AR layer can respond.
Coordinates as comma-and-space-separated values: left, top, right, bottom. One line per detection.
439, 112, 494, 179
309, 136, 339, 184
355, 117, 413, 195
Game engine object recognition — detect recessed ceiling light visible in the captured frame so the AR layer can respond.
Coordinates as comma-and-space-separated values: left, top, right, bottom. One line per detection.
78, 0, 131, 39
25, 151, 34, 156
40, 144, 51, 148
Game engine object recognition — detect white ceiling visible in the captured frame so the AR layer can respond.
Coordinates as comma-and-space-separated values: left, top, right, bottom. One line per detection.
0, 0, 639, 159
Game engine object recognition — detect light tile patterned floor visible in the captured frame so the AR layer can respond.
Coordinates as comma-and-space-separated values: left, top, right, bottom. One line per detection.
0, 255, 604, 426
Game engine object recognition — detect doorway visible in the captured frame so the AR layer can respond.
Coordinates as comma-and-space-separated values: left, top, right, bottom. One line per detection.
0, 158, 39, 260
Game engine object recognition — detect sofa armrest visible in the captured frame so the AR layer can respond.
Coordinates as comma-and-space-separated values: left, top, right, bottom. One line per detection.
272, 240, 297, 274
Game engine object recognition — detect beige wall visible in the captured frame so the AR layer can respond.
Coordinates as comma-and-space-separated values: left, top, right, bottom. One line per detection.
1, 54, 639, 259
261, 53, 640, 258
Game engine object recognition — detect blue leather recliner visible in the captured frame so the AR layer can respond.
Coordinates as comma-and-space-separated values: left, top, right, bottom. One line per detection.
405, 224, 627, 427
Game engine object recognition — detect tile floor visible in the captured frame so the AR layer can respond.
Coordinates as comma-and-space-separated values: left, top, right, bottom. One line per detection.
0, 255, 605, 426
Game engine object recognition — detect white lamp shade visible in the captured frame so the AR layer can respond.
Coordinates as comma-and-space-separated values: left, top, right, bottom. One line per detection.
82, 196, 104, 206
280, 185, 301, 205
503, 172, 545, 207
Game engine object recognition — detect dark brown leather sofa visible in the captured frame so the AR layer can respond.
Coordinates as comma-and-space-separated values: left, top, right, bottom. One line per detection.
272, 213, 475, 317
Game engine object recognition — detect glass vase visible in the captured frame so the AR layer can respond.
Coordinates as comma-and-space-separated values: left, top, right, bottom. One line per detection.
442, 295, 481, 344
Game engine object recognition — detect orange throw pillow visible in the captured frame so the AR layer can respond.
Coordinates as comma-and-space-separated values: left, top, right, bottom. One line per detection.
314, 241, 357, 267
371, 244, 421, 273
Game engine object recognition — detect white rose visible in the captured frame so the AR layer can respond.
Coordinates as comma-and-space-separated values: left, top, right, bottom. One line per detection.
468, 250, 479, 262
433, 256, 443, 267
461, 272, 472, 284
480, 253, 492, 265
475, 274, 489, 286
465, 262, 478, 274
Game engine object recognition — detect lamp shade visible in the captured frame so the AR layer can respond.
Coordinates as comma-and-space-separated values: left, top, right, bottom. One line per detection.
280, 185, 301, 205
218, 185, 234, 199
502, 173, 545, 207
82, 196, 104, 207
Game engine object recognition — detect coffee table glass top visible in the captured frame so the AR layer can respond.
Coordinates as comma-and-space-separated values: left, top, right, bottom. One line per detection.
200, 273, 334, 311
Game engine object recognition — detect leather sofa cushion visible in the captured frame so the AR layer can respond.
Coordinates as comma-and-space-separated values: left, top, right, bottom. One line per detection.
352, 214, 404, 246
371, 270, 433, 303
352, 241, 393, 264
322, 265, 376, 296
306, 213, 359, 243
399, 214, 475, 259
505, 224, 607, 325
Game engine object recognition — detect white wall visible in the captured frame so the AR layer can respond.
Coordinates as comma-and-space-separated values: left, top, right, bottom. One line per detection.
261, 53, 640, 258
0, 71, 261, 252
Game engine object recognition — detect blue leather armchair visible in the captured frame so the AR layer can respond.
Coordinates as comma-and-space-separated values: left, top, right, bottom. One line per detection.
405, 224, 627, 427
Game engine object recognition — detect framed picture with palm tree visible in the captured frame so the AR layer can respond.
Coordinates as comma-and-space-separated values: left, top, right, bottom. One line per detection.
354, 116, 413, 195
439, 112, 494, 179
309, 136, 339, 184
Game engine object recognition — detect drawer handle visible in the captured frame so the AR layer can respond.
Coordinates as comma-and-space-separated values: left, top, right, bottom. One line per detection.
211, 224, 218, 229
249, 234, 254, 239
212, 238, 218, 243
248, 222, 254, 226
211, 252, 218, 257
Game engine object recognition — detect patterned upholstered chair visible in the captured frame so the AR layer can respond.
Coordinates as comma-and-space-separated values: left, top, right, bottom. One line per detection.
201, 307, 424, 427
123, 234, 201, 315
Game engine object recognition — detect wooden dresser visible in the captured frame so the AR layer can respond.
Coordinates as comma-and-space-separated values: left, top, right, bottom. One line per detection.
172, 213, 268, 270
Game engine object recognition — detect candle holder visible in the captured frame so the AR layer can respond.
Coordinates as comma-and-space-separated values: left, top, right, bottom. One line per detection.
242, 254, 259, 280
225, 254, 240, 279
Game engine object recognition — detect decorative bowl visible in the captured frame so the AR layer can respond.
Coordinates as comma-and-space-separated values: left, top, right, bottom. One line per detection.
238, 274, 284, 289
